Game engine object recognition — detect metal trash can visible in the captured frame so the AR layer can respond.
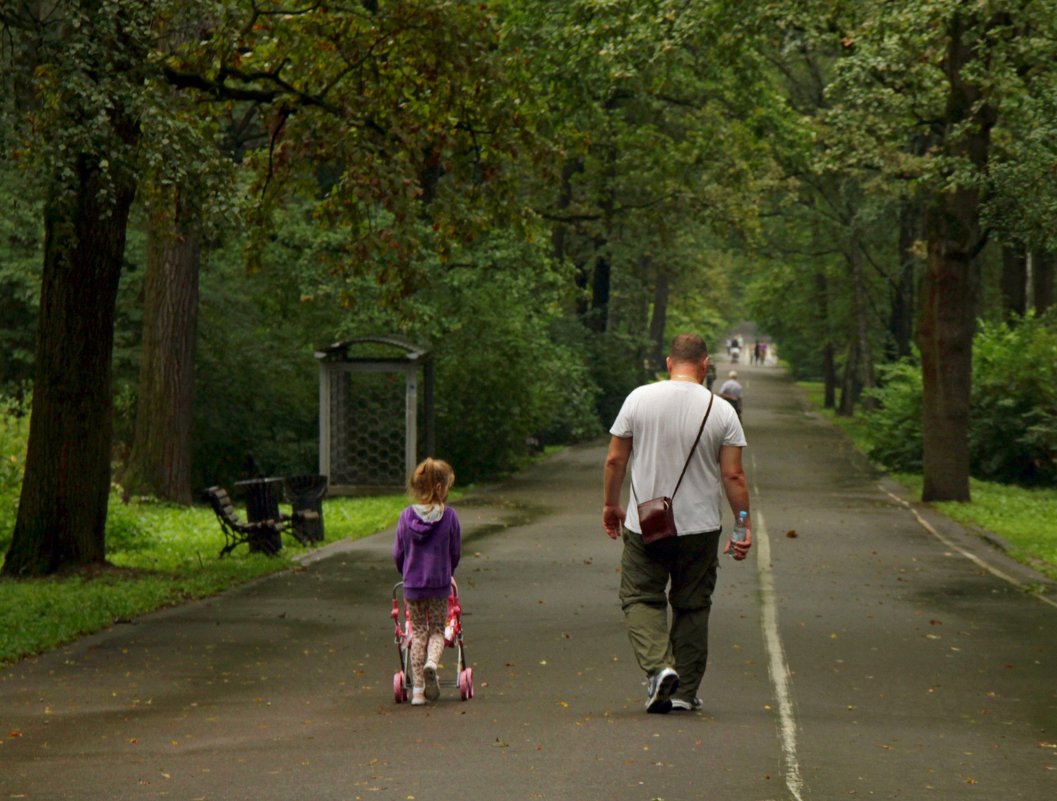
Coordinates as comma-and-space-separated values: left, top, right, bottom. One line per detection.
285, 474, 328, 543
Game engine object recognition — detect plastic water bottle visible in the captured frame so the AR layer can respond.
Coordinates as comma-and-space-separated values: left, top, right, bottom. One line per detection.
729, 511, 748, 558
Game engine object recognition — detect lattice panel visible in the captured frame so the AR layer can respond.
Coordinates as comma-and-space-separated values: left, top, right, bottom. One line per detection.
329, 370, 406, 486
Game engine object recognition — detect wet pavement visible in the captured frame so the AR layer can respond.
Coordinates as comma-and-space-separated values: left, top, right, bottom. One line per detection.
2, 363, 1056, 801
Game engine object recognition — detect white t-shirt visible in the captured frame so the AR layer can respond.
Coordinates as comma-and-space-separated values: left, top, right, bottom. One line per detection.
610, 381, 746, 535
718, 379, 743, 399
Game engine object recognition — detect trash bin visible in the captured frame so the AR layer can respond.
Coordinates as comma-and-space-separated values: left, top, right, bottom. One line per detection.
285, 474, 328, 543
234, 477, 285, 553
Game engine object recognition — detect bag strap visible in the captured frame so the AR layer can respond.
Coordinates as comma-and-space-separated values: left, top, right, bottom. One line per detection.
671, 392, 714, 501
630, 391, 714, 503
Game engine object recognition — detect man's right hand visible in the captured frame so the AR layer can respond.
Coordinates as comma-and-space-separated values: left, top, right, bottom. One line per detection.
602, 504, 625, 540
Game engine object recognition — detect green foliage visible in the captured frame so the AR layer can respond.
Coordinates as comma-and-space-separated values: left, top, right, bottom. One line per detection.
340, 229, 603, 482
191, 239, 322, 489
861, 359, 923, 473
969, 314, 1057, 486
860, 315, 1057, 486
0, 396, 29, 547
0, 164, 42, 395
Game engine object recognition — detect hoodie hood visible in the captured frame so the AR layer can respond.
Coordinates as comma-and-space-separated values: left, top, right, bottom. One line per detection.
407, 504, 446, 541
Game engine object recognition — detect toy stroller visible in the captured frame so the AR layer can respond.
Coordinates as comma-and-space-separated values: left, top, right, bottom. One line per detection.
391, 578, 474, 703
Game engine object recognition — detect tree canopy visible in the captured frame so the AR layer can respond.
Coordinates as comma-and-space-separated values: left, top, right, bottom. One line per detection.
2, 0, 1056, 575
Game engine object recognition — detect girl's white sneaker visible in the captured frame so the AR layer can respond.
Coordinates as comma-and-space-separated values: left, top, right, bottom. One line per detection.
411, 687, 427, 706
423, 661, 440, 701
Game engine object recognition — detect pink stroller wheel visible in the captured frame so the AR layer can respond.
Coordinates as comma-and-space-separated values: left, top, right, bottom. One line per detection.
393, 671, 408, 704
459, 667, 474, 701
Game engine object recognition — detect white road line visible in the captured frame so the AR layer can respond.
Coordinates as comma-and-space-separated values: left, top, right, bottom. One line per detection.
884, 489, 1057, 610
751, 454, 806, 801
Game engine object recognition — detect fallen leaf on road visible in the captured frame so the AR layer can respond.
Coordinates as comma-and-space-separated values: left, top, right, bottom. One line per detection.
786, 530, 798, 538
493, 738, 509, 748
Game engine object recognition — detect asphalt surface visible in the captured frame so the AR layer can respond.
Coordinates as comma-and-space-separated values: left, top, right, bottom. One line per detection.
2, 363, 1056, 801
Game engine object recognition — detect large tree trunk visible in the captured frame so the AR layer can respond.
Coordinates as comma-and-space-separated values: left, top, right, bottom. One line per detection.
917, 12, 994, 504
121, 189, 201, 504
3, 162, 137, 576
919, 205, 977, 503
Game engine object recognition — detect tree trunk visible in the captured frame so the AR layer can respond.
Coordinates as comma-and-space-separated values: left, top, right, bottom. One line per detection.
917, 11, 994, 503
3, 162, 137, 576
814, 269, 837, 408
848, 235, 877, 410
1000, 246, 1027, 319
121, 189, 201, 504
890, 200, 920, 359
648, 259, 669, 372
837, 340, 858, 417
822, 343, 837, 409
588, 243, 611, 333
1034, 250, 1054, 315
919, 208, 977, 502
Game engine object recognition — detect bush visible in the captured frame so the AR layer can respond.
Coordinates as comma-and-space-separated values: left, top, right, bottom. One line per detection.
862, 313, 1057, 486
861, 358, 923, 473
969, 314, 1057, 486
0, 397, 30, 552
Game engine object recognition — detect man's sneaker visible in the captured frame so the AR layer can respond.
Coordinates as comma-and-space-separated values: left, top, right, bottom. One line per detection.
671, 696, 702, 712
645, 668, 679, 714
411, 687, 427, 706
423, 661, 440, 701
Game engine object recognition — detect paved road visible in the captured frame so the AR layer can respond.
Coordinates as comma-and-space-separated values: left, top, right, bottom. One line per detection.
2, 364, 1056, 801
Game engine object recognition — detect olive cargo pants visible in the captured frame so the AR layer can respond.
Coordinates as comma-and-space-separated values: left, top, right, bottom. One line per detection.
619, 528, 721, 700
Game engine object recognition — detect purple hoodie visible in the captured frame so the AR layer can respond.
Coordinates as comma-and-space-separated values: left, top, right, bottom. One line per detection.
393, 504, 462, 600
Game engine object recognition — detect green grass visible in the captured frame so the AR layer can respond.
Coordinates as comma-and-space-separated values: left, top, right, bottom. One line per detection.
0, 492, 410, 665
798, 380, 1057, 582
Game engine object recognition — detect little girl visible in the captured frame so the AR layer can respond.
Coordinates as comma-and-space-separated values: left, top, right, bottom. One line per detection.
393, 458, 462, 705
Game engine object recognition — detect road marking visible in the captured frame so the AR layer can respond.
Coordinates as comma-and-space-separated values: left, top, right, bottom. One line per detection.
751, 455, 806, 801
884, 490, 1057, 610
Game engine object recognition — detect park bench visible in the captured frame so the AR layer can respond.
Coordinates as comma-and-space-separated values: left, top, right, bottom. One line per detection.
204, 484, 324, 557
204, 485, 285, 557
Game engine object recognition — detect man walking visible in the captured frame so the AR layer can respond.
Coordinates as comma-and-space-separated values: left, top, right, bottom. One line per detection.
603, 333, 751, 713
718, 370, 744, 419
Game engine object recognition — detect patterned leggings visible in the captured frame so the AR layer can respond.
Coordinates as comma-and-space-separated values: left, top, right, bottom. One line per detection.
408, 596, 447, 689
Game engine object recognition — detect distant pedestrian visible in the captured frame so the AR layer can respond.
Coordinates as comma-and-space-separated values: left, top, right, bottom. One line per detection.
718, 370, 743, 419
393, 458, 462, 706
603, 333, 752, 714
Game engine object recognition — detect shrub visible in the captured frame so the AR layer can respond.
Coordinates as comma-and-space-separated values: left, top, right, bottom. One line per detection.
0, 397, 30, 552
861, 358, 923, 473
862, 313, 1057, 486
969, 314, 1057, 486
